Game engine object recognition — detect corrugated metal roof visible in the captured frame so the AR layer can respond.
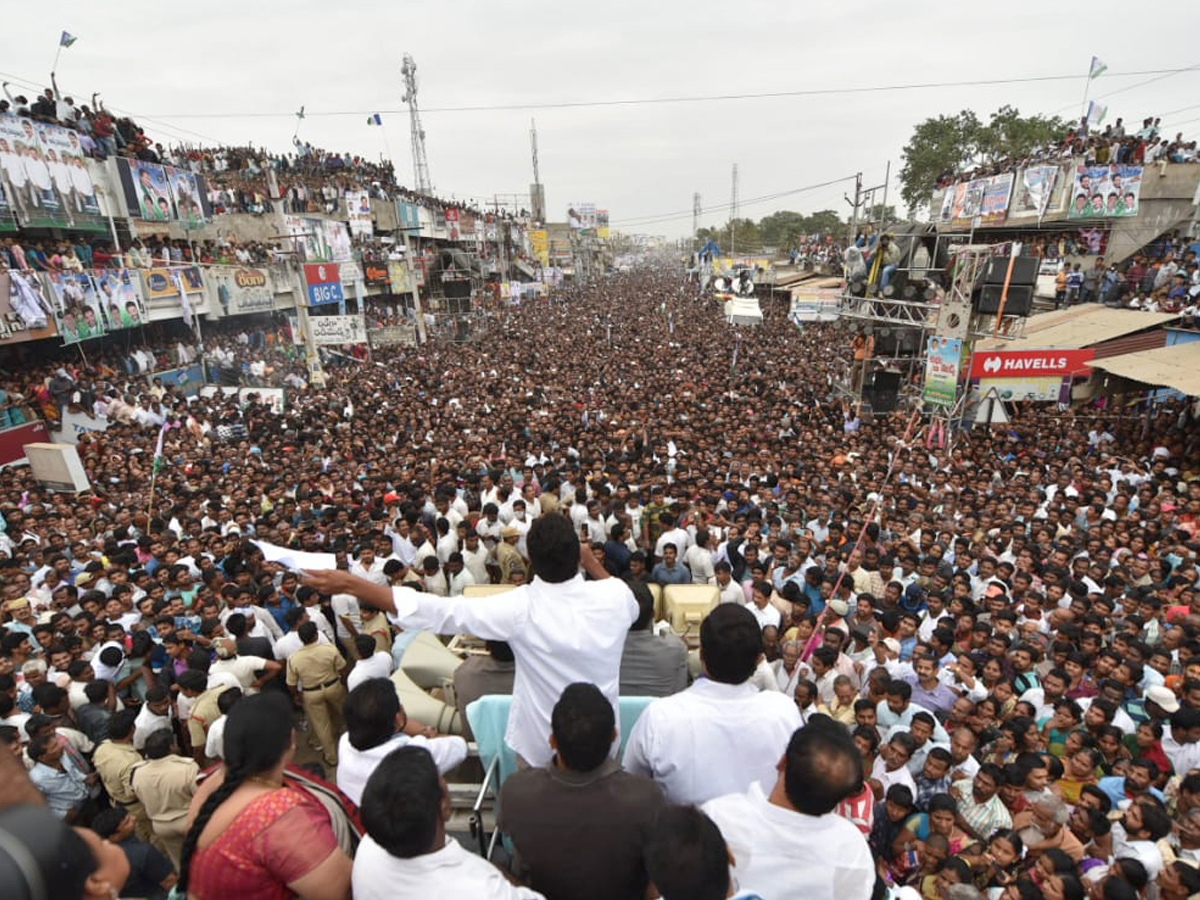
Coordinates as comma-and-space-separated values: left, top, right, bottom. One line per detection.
977, 309, 1179, 351
1087, 342, 1200, 396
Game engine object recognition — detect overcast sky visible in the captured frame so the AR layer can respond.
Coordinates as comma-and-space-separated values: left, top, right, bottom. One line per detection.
5, 1, 1200, 238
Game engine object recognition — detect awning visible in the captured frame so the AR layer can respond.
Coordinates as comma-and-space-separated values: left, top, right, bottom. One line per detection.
1086, 341, 1200, 396
976, 309, 1179, 351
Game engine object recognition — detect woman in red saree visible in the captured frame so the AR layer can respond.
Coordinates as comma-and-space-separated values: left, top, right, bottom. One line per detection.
177, 693, 352, 900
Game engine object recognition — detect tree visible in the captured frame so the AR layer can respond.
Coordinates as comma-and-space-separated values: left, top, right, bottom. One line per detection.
757, 209, 844, 249
898, 110, 981, 214
977, 105, 1069, 163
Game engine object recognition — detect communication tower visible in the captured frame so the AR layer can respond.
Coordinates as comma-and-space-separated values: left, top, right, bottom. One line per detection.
401, 54, 433, 195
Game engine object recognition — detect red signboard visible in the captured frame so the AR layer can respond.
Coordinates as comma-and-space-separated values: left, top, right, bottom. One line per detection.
970, 348, 1095, 379
0, 421, 51, 468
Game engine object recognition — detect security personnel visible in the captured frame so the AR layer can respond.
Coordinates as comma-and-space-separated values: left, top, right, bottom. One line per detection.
286, 621, 347, 768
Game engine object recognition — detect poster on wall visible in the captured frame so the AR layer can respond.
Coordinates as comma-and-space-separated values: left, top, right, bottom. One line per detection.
1008, 165, 1063, 222
119, 158, 174, 221
92, 268, 146, 329
950, 179, 987, 228
167, 167, 207, 225
142, 266, 204, 301
1068, 165, 1143, 218
0, 270, 58, 342
216, 267, 275, 315
0, 118, 104, 230
44, 272, 106, 344
346, 190, 373, 238
978, 173, 1014, 225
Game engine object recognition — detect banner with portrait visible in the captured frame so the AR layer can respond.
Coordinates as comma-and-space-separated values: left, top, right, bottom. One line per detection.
923, 336, 962, 408
142, 266, 204, 302
0, 270, 59, 343
0, 118, 105, 231
167, 167, 208, 225
950, 179, 987, 228
1007, 165, 1066, 222
283, 216, 354, 263
346, 190, 373, 238
978, 173, 1014, 225
92, 268, 146, 330
1068, 165, 1143, 219
117, 158, 174, 221
44, 272, 107, 344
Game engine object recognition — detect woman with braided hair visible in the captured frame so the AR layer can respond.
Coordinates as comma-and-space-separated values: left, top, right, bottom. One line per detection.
177, 693, 352, 900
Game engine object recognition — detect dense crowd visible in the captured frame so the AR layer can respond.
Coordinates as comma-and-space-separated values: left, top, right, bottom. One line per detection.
1, 267, 1199, 900
1050, 230, 1200, 316
935, 115, 1197, 192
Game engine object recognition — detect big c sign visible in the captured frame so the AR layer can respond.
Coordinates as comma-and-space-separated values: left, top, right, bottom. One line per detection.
303, 263, 344, 307
969, 348, 1094, 379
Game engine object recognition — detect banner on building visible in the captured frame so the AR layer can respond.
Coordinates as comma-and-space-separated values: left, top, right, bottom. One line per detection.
1007, 166, 1064, 222
92, 268, 146, 330
923, 336, 962, 407
346, 190, 373, 238
282, 215, 354, 263
386, 260, 416, 294
567, 202, 597, 230
528, 230, 549, 266
0, 117, 104, 231
303, 263, 344, 306
396, 201, 421, 233
43, 272, 107, 344
368, 324, 417, 347
216, 267, 275, 315
166, 167, 210, 224
978, 174, 1014, 225
950, 180, 987, 228
142, 266, 203, 302
363, 261, 390, 287
0, 270, 59, 343
597, 209, 610, 240
119, 158, 173, 221
309, 314, 365, 345
977, 377, 1069, 404
969, 348, 1095, 379
1068, 165, 1143, 218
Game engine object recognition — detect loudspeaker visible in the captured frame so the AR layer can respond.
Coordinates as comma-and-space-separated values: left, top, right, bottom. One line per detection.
443, 278, 472, 299
975, 284, 1033, 316
867, 371, 902, 413
445, 296, 473, 315
983, 257, 1039, 286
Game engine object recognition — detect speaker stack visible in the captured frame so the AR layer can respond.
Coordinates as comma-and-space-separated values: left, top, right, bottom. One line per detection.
973, 257, 1037, 317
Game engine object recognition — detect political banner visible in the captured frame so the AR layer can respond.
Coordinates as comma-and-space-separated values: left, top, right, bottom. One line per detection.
92, 268, 146, 330
0, 117, 104, 231
597, 209, 610, 240
978, 173, 1014, 225
118, 158, 174, 221
1068, 165, 1143, 219
567, 202, 597, 230
167, 167, 208, 225
950, 179, 987, 228
215, 267, 275, 315
0, 270, 58, 343
309, 314, 365, 345
934, 187, 955, 225
303, 263, 344, 307
1008, 166, 1064, 222
44, 272, 106, 344
59, 409, 109, 445
346, 190, 373, 238
142, 266, 203, 302
362, 261, 390, 286
923, 336, 962, 408
281, 216, 353, 263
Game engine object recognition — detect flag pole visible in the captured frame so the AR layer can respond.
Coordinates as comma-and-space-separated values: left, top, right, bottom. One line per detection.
1080, 60, 1091, 122
51, 43, 63, 78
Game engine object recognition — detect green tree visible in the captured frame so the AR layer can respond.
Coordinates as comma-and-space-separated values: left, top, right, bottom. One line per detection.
898, 110, 981, 214
977, 105, 1069, 163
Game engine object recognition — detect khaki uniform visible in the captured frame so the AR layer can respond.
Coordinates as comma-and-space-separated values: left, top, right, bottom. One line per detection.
93, 739, 156, 846
495, 540, 527, 583
287, 642, 347, 767
186, 686, 229, 754
130, 755, 199, 869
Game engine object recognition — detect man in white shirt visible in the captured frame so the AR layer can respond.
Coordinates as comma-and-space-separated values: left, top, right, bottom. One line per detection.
132, 687, 173, 751
337, 679, 467, 807
350, 547, 388, 586
683, 529, 716, 585
347, 635, 394, 693
305, 513, 637, 768
622, 603, 802, 805
351, 745, 541, 900
273, 608, 331, 662
702, 721, 875, 900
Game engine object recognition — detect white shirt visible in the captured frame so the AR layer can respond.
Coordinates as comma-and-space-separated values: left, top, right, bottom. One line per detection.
387, 574, 637, 768
871, 755, 917, 796
331, 593, 362, 641
205, 714, 228, 759
208, 655, 269, 693
683, 544, 715, 584
273, 627, 331, 662
132, 706, 172, 750
622, 678, 802, 805
336, 731, 468, 806
1162, 730, 1200, 776
352, 835, 544, 900
346, 652, 394, 693
746, 601, 782, 631
703, 782, 875, 900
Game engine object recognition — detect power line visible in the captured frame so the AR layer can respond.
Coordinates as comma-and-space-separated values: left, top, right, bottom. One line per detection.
612, 175, 859, 228
128, 67, 1200, 120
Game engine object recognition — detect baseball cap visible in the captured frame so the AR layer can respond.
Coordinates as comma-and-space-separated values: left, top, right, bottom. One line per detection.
1145, 685, 1180, 714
